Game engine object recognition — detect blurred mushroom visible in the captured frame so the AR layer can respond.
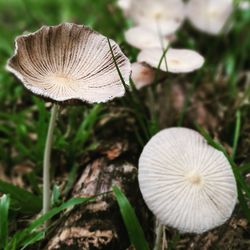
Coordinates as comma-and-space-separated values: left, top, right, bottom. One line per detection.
137, 48, 204, 73
117, 0, 131, 13
7, 23, 131, 103
187, 0, 234, 35
125, 26, 169, 50
239, 1, 250, 10
127, 0, 186, 35
138, 127, 237, 234
131, 62, 155, 89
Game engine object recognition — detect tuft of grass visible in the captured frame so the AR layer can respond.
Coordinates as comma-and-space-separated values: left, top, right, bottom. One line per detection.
0, 180, 42, 214
6, 196, 93, 250
108, 38, 151, 143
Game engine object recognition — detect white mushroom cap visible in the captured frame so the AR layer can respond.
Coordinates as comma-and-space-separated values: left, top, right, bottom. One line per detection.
138, 127, 237, 234
6, 23, 131, 103
239, 1, 250, 10
127, 0, 186, 35
125, 26, 169, 50
117, 0, 131, 12
137, 48, 205, 73
131, 62, 155, 89
187, 0, 234, 35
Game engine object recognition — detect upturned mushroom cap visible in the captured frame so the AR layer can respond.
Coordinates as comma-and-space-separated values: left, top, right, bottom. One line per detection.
137, 48, 205, 73
131, 62, 155, 89
127, 0, 186, 35
6, 23, 131, 103
187, 0, 234, 35
125, 26, 169, 50
138, 127, 237, 234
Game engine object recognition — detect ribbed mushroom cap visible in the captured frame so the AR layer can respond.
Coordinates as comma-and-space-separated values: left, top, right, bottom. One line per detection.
6, 23, 131, 103
187, 0, 234, 35
138, 127, 237, 234
125, 26, 169, 50
127, 0, 186, 35
131, 62, 155, 89
137, 48, 204, 73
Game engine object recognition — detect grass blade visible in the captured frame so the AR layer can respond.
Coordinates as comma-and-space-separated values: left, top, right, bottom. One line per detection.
73, 104, 102, 146
232, 110, 241, 160
239, 163, 250, 174
10, 197, 93, 248
108, 38, 151, 141
237, 184, 250, 221
113, 186, 150, 250
0, 180, 42, 214
197, 125, 250, 221
20, 231, 45, 250
0, 194, 10, 249
107, 38, 129, 91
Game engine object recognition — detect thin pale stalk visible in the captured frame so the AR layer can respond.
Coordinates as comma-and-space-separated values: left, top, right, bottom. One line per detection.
154, 219, 165, 250
43, 104, 59, 215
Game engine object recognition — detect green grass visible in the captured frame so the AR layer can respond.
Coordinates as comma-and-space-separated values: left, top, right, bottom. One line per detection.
5, 196, 93, 250
0, 194, 10, 248
0, 0, 250, 249
198, 124, 250, 221
113, 186, 150, 250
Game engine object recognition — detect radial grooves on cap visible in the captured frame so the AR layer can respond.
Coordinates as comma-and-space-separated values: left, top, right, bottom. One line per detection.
138, 127, 237, 234
7, 23, 131, 103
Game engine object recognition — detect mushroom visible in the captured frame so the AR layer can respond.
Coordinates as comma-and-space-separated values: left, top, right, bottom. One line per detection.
187, 0, 234, 35
239, 1, 250, 10
137, 48, 205, 73
6, 23, 131, 216
7, 23, 131, 103
138, 127, 237, 234
127, 0, 186, 35
124, 26, 169, 50
117, 0, 131, 13
131, 62, 155, 89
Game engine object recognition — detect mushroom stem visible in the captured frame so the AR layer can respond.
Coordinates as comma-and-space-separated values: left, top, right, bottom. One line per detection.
153, 219, 165, 250
43, 104, 59, 215
147, 87, 157, 122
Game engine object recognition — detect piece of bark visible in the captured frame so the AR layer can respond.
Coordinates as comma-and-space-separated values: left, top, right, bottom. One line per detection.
47, 145, 153, 250
172, 216, 250, 250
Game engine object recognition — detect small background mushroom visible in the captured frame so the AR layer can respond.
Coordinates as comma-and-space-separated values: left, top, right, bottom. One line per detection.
131, 62, 155, 89
126, 0, 186, 35
137, 48, 205, 73
187, 0, 234, 35
124, 26, 169, 50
